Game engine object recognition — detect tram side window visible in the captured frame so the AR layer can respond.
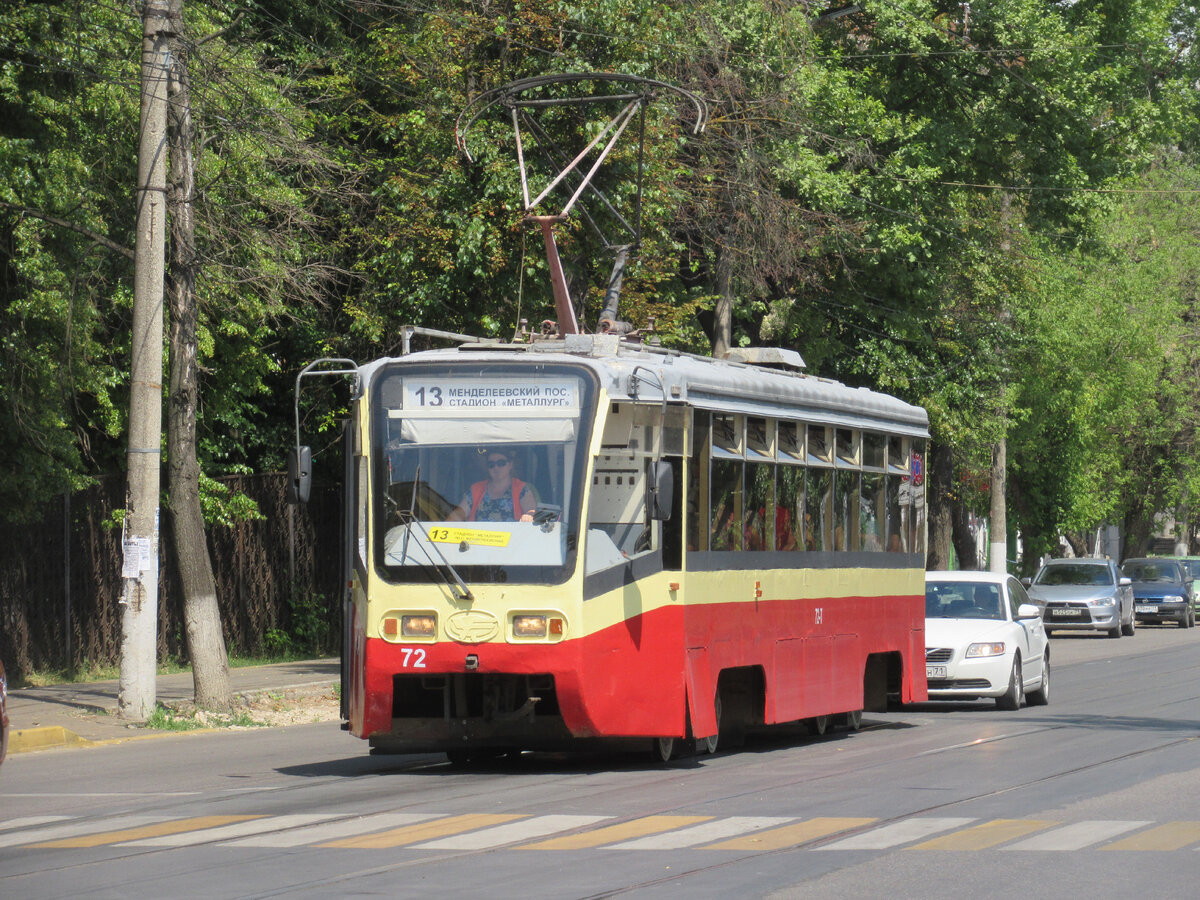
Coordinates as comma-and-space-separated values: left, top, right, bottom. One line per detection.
806, 467, 833, 551
885, 473, 910, 552
710, 458, 743, 551
586, 452, 651, 572
744, 462, 774, 551
911, 441, 927, 554
776, 463, 803, 551
688, 411, 710, 552
835, 470, 859, 551
860, 472, 884, 551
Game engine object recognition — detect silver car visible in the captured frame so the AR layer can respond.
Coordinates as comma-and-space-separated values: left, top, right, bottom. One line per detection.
1025, 558, 1135, 638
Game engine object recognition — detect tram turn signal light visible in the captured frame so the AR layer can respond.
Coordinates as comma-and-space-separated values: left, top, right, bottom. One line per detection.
402, 615, 437, 637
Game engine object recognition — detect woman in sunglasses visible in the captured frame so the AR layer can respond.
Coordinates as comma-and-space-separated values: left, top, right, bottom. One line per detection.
447, 449, 537, 522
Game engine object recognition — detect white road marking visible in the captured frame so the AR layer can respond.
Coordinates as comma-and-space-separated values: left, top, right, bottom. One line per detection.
223, 813, 439, 847
414, 815, 613, 850
1002, 820, 1153, 851
608, 817, 797, 850
121, 814, 342, 847
0, 816, 72, 832
817, 817, 978, 850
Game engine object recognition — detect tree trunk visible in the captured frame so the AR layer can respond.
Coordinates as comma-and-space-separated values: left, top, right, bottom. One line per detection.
712, 238, 733, 358
950, 496, 977, 569
926, 442, 954, 569
166, 6, 231, 710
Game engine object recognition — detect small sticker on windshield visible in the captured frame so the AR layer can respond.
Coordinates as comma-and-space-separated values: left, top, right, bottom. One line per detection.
427, 527, 511, 547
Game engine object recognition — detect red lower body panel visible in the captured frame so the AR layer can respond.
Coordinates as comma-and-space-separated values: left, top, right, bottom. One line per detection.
353, 592, 922, 746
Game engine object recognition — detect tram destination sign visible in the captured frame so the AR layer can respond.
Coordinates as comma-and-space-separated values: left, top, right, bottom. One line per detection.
402, 377, 580, 413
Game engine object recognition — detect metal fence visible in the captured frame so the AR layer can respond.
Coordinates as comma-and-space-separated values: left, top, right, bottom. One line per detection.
0, 474, 342, 679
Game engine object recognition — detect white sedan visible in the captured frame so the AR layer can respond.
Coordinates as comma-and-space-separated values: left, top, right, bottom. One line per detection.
925, 571, 1050, 709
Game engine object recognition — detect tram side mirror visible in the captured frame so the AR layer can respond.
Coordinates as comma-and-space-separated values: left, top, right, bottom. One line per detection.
287, 445, 312, 504
648, 460, 673, 521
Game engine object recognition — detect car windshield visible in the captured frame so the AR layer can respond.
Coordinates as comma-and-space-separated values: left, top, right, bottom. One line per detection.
1034, 564, 1112, 586
1123, 562, 1180, 583
926, 582, 1006, 620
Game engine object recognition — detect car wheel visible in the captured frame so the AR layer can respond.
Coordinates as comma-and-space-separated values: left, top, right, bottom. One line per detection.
997, 657, 1023, 710
1027, 654, 1050, 706
1122, 609, 1136, 636
1108, 618, 1122, 638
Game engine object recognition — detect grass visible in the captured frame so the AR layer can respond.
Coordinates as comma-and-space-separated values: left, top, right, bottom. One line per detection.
144, 703, 266, 731
15, 652, 337, 689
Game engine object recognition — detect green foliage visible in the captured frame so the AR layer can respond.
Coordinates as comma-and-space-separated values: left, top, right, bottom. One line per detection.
3, 0, 1200, 562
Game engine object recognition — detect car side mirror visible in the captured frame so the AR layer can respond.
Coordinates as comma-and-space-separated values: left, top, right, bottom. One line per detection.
287, 445, 312, 504
1119, 576, 1132, 586
1020, 576, 1032, 587
1016, 603, 1041, 620
648, 460, 673, 521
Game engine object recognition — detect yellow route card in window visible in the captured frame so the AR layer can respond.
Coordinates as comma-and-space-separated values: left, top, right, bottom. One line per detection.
426, 527, 511, 547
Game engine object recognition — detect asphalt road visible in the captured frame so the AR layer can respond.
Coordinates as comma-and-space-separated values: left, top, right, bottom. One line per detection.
2, 623, 1199, 899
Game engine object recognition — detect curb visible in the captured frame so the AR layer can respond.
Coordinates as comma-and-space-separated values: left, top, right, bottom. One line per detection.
9, 726, 95, 755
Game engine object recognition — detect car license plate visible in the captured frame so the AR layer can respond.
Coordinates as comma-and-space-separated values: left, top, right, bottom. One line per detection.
1136, 604, 1158, 613
926, 666, 948, 679
1049, 608, 1081, 617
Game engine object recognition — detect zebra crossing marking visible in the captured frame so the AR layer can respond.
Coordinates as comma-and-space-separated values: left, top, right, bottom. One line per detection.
607, 817, 795, 850
121, 814, 341, 847
1002, 820, 1152, 851
818, 817, 975, 850
29, 816, 262, 849
0, 816, 169, 849
910, 819, 1056, 850
705, 817, 877, 851
414, 815, 613, 850
1102, 822, 1200, 852
319, 814, 524, 849
224, 813, 439, 848
518, 816, 712, 850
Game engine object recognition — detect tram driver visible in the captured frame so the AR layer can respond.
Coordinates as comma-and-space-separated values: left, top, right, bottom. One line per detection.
447, 448, 538, 523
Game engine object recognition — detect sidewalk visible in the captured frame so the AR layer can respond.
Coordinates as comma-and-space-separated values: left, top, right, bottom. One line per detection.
5, 658, 340, 754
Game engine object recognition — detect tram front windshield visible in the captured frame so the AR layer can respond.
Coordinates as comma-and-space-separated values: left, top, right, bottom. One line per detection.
372, 363, 596, 585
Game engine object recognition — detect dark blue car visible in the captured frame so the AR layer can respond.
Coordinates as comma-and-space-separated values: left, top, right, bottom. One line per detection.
1122, 558, 1195, 628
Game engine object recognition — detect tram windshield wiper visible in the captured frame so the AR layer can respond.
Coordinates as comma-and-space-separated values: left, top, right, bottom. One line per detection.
394, 466, 473, 602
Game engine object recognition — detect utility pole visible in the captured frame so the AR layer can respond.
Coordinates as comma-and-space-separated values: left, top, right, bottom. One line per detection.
119, 0, 173, 720
989, 437, 1007, 574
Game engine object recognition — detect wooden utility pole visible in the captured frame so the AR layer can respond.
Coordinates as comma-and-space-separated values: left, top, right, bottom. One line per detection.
119, 0, 173, 720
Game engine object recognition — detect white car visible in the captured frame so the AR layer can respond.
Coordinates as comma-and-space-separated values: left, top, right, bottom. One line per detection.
925, 571, 1050, 709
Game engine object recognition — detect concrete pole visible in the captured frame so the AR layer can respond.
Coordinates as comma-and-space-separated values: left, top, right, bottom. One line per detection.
989, 436, 1007, 574
119, 0, 172, 721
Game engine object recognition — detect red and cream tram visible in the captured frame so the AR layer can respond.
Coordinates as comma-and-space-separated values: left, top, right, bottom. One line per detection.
293, 331, 927, 761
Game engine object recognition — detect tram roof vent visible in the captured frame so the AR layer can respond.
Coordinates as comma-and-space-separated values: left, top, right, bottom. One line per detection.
722, 346, 806, 371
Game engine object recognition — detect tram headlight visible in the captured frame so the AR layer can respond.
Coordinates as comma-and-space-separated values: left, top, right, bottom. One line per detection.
512, 615, 548, 638
401, 615, 437, 637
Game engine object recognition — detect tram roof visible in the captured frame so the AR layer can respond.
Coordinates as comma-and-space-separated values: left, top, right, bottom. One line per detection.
358, 334, 929, 437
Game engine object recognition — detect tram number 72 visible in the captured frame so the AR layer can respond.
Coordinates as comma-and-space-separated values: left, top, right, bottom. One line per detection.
400, 648, 427, 668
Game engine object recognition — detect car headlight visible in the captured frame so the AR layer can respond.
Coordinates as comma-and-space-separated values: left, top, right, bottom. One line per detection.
966, 642, 1006, 658
1087, 597, 1116, 607
1162, 595, 1184, 603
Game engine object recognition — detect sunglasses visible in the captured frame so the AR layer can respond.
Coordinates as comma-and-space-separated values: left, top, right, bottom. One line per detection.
487, 458, 510, 468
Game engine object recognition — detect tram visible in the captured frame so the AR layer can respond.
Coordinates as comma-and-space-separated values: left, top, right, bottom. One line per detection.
291, 328, 928, 761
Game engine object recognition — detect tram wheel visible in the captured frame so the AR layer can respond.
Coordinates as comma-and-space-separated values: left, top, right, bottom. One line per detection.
838, 710, 863, 732
808, 715, 829, 736
652, 737, 676, 763
696, 693, 722, 755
